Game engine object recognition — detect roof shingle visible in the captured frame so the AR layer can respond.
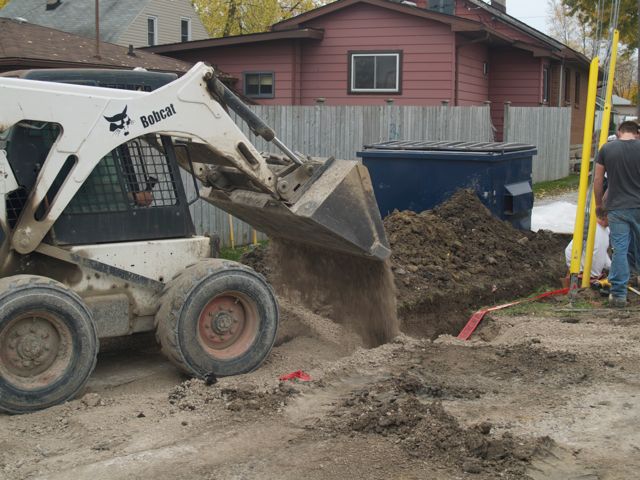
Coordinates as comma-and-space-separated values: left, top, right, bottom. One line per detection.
0, 0, 151, 43
0, 18, 193, 73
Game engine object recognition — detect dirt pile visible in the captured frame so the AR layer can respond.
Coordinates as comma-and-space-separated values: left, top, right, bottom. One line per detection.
315, 375, 547, 478
385, 190, 567, 337
243, 190, 567, 341
241, 245, 271, 279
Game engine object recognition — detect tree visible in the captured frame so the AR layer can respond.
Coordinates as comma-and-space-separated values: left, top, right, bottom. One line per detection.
548, 0, 594, 56
614, 50, 638, 100
561, 0, 640, 113
562, 0, 637, 45
192, 0, 325, 38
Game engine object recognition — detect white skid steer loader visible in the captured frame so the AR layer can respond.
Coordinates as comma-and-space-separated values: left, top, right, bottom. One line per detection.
0, 63, 389, 414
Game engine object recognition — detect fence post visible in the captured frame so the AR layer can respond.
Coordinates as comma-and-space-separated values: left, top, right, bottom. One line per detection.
439, 100, 450, 141
503, 101, 512, 142
482, 101, 493, 141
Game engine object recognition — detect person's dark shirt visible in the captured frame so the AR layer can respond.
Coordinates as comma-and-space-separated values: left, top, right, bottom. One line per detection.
596, 139, 640, 211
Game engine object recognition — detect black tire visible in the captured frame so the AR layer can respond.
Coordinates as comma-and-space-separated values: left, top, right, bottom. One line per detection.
156, 259, 278, 378
0, 275, 99, 414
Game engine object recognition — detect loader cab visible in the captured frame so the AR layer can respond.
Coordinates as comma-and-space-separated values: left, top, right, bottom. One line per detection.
1, 68, 196, 245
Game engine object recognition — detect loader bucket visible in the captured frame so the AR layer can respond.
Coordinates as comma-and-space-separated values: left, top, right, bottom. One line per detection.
203, 159, 391, 261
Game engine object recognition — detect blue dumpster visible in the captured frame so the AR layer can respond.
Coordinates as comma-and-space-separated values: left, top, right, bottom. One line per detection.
357, 141, 537, 230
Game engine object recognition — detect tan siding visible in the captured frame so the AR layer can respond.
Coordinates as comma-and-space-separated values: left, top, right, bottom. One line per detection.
118, 0, 208, 47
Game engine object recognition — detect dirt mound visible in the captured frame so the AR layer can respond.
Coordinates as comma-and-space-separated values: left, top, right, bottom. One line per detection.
243, 190, 567, 341
241, 244, 271, 279
385, 190, 567, 337
315, 375, 547, 478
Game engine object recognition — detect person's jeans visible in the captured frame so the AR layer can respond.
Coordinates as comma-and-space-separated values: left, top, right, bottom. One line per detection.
608, 208, 640, 298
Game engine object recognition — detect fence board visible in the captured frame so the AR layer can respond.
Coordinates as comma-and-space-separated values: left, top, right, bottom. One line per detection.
503, 106, 571, 183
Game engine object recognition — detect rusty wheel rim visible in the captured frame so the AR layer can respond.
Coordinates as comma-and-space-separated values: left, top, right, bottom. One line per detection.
0, 312, 73, 391
197, 292, 259, 360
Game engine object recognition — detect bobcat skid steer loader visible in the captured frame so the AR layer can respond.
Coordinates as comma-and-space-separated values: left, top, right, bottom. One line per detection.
0, 63, 389, 414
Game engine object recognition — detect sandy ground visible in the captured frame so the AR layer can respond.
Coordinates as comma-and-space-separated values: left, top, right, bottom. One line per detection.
1, 290, 638, 480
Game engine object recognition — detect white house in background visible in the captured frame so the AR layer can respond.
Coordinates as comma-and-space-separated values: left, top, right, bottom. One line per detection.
0, 0, 209, 48
612, 95, 637, 124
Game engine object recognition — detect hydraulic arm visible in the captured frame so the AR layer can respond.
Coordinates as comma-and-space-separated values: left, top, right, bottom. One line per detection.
0, 62, 389, 260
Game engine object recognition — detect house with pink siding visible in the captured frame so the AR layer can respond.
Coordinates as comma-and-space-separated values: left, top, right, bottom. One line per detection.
145, 0, 590, 143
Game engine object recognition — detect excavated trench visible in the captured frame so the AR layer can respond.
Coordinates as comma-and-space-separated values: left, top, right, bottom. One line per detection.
243, 190, 569, 341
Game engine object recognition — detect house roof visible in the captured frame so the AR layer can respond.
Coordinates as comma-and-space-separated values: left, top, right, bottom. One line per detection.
613, 94, 632, 106
144, 28, 325, 54
0, 0, 151, 43
142, 0, 485, 54
272, 0, 589, 66
461, 0, 589, 66
0, 18, 193, 73
140, 0, 590, 67
462, 0, 565, 51
272, 0, 482, 32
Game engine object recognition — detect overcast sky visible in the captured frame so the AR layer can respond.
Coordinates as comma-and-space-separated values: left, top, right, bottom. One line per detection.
505, 0, 549, 33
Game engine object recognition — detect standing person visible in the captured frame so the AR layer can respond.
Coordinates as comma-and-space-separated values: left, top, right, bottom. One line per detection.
594, 120, 640, 307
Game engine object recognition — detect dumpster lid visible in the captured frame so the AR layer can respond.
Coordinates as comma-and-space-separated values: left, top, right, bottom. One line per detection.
363, 140, 536, 153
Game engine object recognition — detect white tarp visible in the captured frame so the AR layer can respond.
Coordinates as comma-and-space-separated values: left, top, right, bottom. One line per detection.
531, 200, 577, 233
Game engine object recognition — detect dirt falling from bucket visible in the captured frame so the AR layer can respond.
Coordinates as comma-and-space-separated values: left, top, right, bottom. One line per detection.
268, 239, 399, 347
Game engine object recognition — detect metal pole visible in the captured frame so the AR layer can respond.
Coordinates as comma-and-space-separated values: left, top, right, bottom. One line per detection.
228, 213, 235, 249
569, 57, 600, 297
582, 29, 620, 288
95, 0, 100, 59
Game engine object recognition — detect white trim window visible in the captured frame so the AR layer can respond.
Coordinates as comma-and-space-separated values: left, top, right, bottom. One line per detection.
350, 52, 401, 93
147, 16, 158, 46
181, 17, 191, 42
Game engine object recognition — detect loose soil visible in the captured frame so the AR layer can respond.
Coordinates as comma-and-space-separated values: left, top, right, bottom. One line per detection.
244, 190, 569, 339
1, 191, 638, 480
385, 190, 568, 338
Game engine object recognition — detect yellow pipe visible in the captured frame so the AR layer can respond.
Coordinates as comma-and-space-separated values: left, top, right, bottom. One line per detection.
582, 30, 620, 288
568, 57, 600, 293
228, 213, 235, 250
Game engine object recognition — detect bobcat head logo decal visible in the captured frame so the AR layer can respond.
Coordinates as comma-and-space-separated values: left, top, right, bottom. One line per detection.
104, 105, 132, 136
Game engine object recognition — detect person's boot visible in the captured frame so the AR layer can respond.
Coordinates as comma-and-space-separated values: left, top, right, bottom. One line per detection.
608, 294, 627, 308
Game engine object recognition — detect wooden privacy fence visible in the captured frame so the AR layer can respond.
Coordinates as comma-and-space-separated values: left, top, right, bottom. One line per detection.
186, 105, 495, 246
229, 105, 494, 157
503, 105, 572, 183
185, 104, 572, 245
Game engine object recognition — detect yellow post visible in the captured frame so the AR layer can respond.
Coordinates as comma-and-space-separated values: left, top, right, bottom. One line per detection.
252, 228, 258, 246
228, 213, 235, 250
568, 57, 600, 295
582, 30, 620, 288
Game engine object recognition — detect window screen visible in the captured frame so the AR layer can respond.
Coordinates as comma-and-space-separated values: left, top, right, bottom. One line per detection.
350, 53, 400, 93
